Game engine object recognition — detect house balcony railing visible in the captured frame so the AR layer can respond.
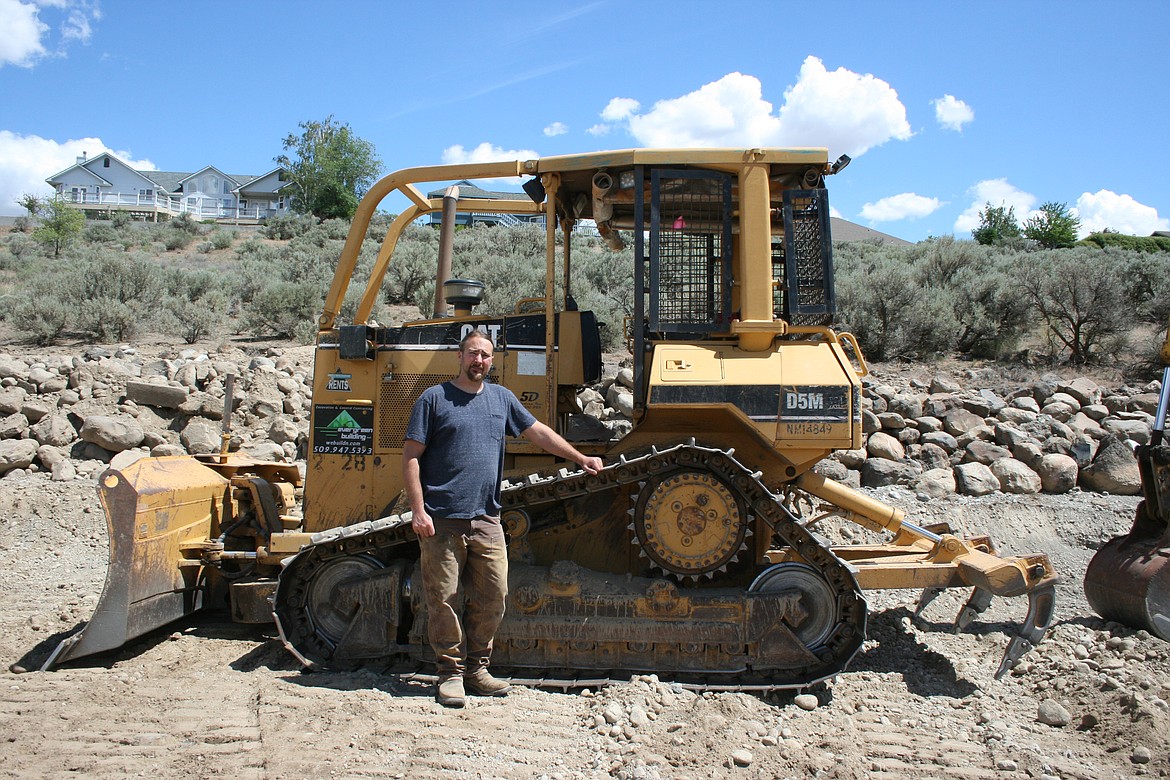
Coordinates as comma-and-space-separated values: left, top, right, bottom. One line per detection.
58, 191, 283, 221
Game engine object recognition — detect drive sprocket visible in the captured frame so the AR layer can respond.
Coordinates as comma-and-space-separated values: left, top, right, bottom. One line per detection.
633, 470, 749, 579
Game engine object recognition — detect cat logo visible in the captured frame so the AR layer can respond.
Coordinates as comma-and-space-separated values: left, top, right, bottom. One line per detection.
326, 372, 352, 392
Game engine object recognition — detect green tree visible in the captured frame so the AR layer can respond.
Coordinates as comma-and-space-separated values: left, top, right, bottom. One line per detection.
33, 196, 86, 257
17, 193, 42, 218
275, 115, 382, 221
972, 202, 1021, 246
1023, 201, 1081, 249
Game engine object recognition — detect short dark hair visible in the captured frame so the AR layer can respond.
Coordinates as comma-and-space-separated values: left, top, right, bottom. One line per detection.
459, 329, 494, 353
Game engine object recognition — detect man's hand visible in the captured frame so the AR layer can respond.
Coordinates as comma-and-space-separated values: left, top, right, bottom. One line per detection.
580, 456, 604, 475
411, 508, 435, 537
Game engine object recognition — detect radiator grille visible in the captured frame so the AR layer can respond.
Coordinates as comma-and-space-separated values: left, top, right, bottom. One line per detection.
378, 373, 449, 450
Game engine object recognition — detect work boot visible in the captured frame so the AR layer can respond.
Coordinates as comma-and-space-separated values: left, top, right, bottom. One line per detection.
436, 675, 465, 708
464, 668, 511, 697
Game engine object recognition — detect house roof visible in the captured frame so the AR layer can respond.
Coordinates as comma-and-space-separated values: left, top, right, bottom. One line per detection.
830, 218, 912, 246
426, 180, 531, 201
45, 149, 274, 195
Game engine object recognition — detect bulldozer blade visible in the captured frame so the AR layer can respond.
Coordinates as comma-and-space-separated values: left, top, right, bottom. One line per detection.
995, 584, 1056, 679
1084, 532, 1170, 641
42, 458, 229, 670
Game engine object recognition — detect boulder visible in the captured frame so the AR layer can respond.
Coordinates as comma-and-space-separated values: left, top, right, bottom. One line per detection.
1011, 441, 1044, 468
0, 386, 28, 415
1079, 436, 1141, 495
861, 458, 921, 488
1102, 418, 1152, 446
943, 408, 984, 437
79, 414, 145, 452
1037, 453, 1078, 494
916, 415, 943, 433
246, 441, 285, 461
125, 380, 189, 409
917, 442, 952, 471
0, 438, 38, 474
268, 416, 300, 445
29, 414, 76, 447
1058, 377, 1102, 407
887, 394, 923, 419
921, 431, 958, 452
813, 459, 849, 481
180, 419, 222, 455
866, 431, 905, 461
929, 375, 963, 394
836, 448, 868, 469
19, 400, 50, 423
954, 462, 1000, 496
964, 440, 1012, 465
990, 458, 1042, 494
914, 467, 956, 498
0, 413, 29, 440
1009, 395, 1041, 413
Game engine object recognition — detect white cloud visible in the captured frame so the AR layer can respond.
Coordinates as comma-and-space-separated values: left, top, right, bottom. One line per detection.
0, 131, 156, 213
774, 58, 912, 156
1075, 190, 1170, 236
0, 0, 100, 67
440, 142, 540, 184
601, 97, 640, 122
954, 178, 1037, 235
932, 94, 974, 131
62, 6, 96, 43
586, 124, 611, 136
598, 58, 910, 159
859, 193, 943, 223
0, 0, 48, 66
543, 122, 568, 137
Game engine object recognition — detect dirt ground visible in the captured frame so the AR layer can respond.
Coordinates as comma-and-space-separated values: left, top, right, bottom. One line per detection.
2, 355, 1170, 778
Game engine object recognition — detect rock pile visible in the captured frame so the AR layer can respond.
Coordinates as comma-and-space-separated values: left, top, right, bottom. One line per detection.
821, 373, 1149, 498
0, 344, 1155, 502
0, 345, 313, 481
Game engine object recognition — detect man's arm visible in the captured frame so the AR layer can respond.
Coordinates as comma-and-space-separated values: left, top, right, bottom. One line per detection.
521, 421, 604, 474
402, 438, 435, 537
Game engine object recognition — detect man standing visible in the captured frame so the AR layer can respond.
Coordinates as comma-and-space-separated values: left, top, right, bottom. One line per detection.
403, 329, 604, 708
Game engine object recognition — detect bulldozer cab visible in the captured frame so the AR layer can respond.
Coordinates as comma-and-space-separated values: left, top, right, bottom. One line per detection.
302, 149, 859, 533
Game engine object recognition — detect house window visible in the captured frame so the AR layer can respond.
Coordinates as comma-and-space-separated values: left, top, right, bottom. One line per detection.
103, 158, 110, 167
139, 189, 153, 198
223, 180, 231, 194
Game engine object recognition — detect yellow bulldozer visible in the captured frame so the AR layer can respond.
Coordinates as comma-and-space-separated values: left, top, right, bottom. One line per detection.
45, 148, 1059, 688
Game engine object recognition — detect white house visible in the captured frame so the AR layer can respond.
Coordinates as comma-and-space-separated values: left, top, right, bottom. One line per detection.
45, 151, 292, 223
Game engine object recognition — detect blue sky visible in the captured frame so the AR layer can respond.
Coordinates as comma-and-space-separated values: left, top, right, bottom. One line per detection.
2, 0, 1168, 241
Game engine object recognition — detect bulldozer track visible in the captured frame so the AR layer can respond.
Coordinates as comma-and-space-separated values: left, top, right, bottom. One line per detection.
275, 441, 867, 691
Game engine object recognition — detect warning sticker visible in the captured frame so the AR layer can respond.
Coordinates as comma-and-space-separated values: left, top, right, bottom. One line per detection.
313, 405, 374, 455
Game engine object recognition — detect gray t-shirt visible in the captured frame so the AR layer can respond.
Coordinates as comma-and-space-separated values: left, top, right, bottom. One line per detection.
405, 381, 537, 519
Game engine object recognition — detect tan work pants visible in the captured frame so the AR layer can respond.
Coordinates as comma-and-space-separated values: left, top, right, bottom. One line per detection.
417, 517, 508, 676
